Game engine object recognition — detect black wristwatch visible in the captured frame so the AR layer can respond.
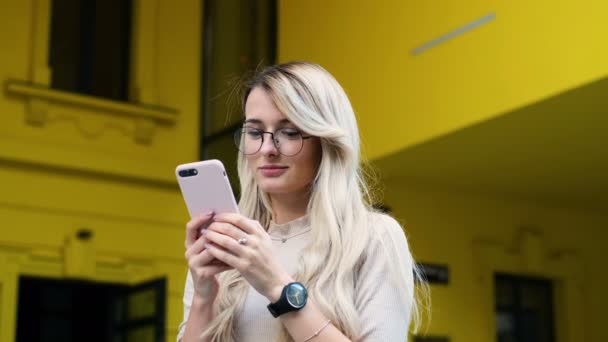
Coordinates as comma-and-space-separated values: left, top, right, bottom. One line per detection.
267, 282, 308, 317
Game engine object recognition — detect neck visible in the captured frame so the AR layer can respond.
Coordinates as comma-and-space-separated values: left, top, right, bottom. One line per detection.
269, 189, 311, 224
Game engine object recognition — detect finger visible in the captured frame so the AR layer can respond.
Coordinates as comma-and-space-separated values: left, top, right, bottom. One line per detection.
188, 248, 218, 268
208, 221, 247, 241
205, 230, 245, 256
185, 212, 214, 248
213, 213, 263, 235
206, 243, 246, 270
186, 238, 232, 269
209, 258, 231, 267
201, 263, 232, 276
185, 235, 209, 259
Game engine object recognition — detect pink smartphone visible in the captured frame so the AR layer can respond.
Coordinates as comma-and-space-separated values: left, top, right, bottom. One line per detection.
175, 159, 239, 219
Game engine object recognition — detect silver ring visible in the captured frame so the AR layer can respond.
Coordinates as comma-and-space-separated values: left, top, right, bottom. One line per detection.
238, 237, 248, 245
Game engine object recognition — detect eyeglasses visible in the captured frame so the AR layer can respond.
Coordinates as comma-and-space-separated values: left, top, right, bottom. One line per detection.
234, 127, 312, 156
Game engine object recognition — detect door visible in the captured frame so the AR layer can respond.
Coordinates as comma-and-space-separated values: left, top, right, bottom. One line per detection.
110, 278, 167, 342
17, 276, 166, 342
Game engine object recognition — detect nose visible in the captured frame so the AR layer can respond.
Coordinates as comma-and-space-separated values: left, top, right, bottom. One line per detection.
259, 132, 279, 156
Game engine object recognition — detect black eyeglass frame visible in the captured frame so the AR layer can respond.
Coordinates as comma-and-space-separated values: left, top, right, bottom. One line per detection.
233, 127, 312, 156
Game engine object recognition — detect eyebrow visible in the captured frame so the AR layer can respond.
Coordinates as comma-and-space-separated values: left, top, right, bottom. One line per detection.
243, 118, 292, 125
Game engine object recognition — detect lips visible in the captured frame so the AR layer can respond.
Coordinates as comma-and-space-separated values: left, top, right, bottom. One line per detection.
259, 165, 288, 177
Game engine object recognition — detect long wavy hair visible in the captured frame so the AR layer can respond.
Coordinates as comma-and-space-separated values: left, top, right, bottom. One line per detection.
201, 61, 424, 341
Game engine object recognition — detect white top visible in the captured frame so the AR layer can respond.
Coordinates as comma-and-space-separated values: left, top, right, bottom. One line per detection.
178, 212, 414, 341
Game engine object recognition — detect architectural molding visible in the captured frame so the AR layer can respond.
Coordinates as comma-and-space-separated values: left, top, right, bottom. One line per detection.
473, 228, 585, 342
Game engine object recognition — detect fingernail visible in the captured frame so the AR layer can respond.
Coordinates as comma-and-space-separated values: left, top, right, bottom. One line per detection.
204, 243, 212, 249
199, 211, 213, 219
201, 229, 207, 235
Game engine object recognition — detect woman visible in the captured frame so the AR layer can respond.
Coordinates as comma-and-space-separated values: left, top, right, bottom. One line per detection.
178, 62, 421, 342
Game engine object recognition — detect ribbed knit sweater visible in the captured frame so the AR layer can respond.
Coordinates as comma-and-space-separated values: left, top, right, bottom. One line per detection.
178, 212, 414, 342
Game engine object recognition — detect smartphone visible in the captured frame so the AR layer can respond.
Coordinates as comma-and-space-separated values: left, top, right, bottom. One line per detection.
175, 159, 239, 220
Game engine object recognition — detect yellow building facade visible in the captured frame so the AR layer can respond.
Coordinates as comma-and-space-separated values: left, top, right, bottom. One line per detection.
1, 1, 607, 341
1, 0, 201, 340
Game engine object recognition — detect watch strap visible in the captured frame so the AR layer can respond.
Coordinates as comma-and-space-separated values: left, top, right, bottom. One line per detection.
267, 296, 291, 317
267, 282, 307, 318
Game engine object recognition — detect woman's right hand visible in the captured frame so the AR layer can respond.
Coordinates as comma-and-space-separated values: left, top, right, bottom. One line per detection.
185, 212, 232, 303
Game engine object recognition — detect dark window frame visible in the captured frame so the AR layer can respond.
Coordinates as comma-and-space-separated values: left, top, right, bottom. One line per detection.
49, 0, 133, 102
494, 273, 556, 342
199, 0, 278, 160
16, 275, 166, 342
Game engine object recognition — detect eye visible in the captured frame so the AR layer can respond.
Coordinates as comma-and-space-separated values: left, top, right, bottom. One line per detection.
278, 128, 301, 140
244, 128, 263, 139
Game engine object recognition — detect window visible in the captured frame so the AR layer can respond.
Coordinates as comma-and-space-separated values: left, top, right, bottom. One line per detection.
17, 276, 166, 342
200, 0, 278, 195
49, 0, 133, 101
495, 274, 556, 342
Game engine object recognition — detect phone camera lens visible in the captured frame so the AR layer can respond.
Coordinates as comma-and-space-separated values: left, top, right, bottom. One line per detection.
190, 169, 198, 176
178, 170, 188, 177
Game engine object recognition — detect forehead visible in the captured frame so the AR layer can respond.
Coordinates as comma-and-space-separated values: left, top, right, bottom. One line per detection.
244, 87, 289, 125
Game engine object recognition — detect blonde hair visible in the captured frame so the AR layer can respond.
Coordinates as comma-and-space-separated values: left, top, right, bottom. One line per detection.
202, 61, 425, 341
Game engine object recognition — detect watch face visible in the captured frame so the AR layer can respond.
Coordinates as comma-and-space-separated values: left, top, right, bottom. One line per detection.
285, 283, 307, 308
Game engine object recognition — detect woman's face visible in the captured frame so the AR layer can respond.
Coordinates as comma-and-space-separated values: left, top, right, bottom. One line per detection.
243, 87, 321, 196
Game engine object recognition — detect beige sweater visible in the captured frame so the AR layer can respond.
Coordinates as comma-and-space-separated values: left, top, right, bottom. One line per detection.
178, 213, 414, 342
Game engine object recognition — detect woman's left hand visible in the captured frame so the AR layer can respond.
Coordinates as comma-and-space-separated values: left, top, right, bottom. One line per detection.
203, 213, 293, 302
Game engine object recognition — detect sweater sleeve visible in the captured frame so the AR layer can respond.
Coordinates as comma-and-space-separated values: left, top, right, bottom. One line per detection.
354, 214, 415, 342
177, 270, 194, 342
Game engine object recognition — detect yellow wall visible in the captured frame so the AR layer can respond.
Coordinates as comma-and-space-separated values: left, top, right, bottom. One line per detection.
383, 182, 608, 342
0, 0, 200, 340
279, 0, 608, 161
279, 3, 608, 338
1, 0, 200, 181
2, 1, 606, 341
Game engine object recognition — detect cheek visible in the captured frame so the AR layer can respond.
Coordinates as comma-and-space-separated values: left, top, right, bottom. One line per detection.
245, 155, 258, 170
308, 140, 322, 172
296, 148, 321, 180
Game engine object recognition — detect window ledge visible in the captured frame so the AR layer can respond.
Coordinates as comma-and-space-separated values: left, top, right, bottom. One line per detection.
5, 80, 179, 144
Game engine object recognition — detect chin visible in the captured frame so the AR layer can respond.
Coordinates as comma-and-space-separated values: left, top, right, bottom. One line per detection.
256, 178, 294, 194
258, 183, 290, 194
